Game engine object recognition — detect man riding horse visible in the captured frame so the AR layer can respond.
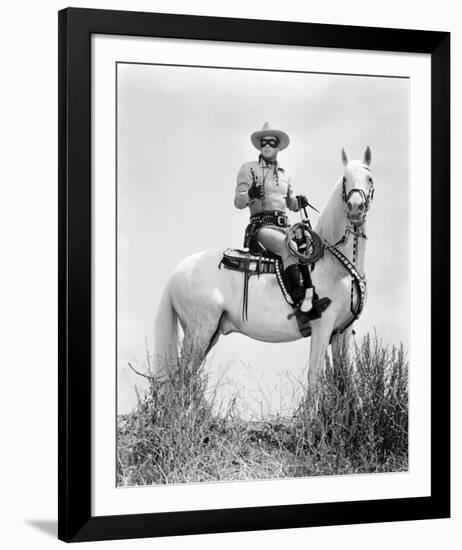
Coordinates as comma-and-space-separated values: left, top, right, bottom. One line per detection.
234, 122, 331, 322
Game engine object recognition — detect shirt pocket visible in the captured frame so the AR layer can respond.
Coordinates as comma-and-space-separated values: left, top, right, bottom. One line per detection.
276, 171, 290, 194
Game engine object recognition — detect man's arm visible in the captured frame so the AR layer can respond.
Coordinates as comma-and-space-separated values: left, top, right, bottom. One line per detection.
286, 181, 301, 211
234, 163, 255, 209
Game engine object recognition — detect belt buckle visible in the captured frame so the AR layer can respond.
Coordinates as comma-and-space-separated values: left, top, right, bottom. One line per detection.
277, 215, 286, 226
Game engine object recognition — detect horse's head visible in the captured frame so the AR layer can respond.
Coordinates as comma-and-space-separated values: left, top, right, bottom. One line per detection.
340, 147, 375, 226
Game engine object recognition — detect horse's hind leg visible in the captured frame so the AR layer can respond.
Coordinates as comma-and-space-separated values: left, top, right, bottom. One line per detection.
204, 312, 224, 356
180, 310, 224, 371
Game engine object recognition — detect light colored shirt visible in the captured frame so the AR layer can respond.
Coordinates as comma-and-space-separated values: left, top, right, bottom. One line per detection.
234, 158, 300, 215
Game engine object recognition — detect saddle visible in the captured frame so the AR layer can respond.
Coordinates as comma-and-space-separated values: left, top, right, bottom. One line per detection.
219, 205, 368, 338
219, 222, 326, 338
219, 248, 294, 313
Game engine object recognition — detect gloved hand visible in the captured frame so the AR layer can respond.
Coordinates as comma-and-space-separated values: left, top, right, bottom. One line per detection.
248, 182, 264, 200
296, 195, 309, 208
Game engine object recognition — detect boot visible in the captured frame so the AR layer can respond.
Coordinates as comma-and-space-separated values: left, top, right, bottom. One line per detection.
284, 264, 306, 308
304, 291, 332, 320
300, 264, 331, 319
286, 264, 331, 322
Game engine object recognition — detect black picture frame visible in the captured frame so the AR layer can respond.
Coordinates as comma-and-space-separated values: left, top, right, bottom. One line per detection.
58, 7, 450, 543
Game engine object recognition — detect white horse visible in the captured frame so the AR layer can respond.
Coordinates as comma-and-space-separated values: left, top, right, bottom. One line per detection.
154, 147, 374, 394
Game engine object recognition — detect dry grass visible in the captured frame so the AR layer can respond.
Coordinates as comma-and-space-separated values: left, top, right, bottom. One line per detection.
117, 333, 408, 486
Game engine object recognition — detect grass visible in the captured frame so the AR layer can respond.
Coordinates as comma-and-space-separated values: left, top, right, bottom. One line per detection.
117, 333, 408, 485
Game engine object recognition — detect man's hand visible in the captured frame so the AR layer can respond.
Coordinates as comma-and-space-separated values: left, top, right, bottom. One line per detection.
296, 195, 309, 208
248, 182, 264, 200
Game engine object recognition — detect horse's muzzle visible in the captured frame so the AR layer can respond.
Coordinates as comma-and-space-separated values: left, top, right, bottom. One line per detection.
347, 213, 366, 225
346, 199, 366, 225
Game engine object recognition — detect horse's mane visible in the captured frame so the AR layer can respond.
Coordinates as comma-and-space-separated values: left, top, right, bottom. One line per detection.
314, 178, 346, 245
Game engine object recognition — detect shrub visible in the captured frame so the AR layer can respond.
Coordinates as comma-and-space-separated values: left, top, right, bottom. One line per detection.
291, 334, 408, 474
117, 333, 408, 485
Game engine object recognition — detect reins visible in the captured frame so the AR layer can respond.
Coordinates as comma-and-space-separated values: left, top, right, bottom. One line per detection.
334, 224, 367, 247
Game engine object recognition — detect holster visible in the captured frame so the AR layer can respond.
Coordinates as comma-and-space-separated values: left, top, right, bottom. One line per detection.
243, 221, 262, 252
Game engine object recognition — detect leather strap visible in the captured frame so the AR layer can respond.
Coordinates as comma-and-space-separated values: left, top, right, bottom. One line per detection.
324, 240, 367, 335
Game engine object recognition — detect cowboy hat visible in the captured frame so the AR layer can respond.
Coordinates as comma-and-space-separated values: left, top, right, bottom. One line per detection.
250, 121, 290, 151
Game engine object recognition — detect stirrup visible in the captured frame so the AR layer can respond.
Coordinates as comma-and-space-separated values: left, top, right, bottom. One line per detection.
305, 296, 331, 320
291, 308, 312, 337
287, 296, 331, 321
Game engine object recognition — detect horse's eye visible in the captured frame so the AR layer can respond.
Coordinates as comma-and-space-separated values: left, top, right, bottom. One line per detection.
369, 177, 374, 184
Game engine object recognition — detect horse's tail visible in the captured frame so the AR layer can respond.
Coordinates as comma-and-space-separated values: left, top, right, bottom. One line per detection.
153, 282, 179, 377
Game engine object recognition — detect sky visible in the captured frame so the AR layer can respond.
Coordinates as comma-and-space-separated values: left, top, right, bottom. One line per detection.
116, 62, 409, 416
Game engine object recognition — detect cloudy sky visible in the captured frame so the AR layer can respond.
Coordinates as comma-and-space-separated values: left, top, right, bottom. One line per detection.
116, 62, 409, 415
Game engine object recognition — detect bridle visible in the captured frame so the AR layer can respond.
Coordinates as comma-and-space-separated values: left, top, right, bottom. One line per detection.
341, 166, 375, 224
337, 166, 375, 246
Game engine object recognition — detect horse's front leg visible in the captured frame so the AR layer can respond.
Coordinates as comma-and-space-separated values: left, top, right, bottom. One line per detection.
330, 326, 354, 372
308, 317, 335, 399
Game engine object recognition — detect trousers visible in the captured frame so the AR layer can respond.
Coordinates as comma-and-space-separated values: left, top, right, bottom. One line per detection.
256, 226, 297, 269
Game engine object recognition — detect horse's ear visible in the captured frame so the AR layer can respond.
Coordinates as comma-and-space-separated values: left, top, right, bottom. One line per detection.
363, 146, 372, 166
341, 148, 348, 166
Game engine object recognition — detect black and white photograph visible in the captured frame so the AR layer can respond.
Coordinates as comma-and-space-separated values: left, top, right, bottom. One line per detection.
116, 62, 410, 486
1, 1, 457, 548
